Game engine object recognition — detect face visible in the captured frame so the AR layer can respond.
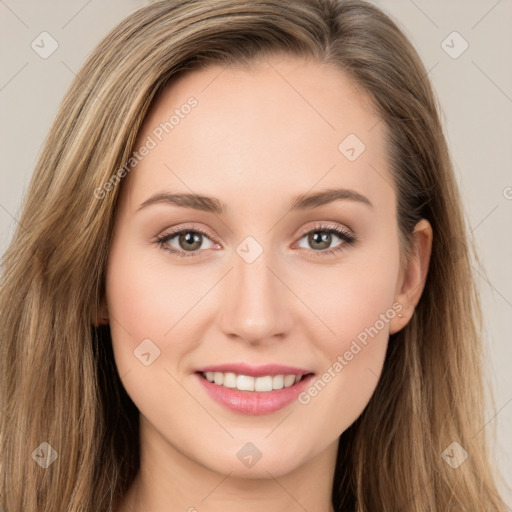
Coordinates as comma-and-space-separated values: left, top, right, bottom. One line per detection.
104, 55, 412, 479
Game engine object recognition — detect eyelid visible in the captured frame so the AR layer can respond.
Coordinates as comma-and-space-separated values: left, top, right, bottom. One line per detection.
155, 221, 356, 258
153, 223, 220, 259
155, 223, 217, 243
292, 222, 357, 257
295, 221, 355, 240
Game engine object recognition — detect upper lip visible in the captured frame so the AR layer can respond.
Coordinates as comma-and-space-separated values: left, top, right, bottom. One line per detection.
195, 363, 314, 378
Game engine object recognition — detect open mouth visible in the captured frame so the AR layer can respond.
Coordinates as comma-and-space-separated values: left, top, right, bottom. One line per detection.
195, 368, 316, 415
197, 371, 314, 392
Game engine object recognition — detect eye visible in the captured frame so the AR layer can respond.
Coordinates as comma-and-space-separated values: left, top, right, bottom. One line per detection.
295, 223, 356, 257
155, 222, 356, 259
155, 225, 217, 258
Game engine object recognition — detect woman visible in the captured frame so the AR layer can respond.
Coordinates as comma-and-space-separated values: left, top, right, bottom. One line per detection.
0, 0, 508, 510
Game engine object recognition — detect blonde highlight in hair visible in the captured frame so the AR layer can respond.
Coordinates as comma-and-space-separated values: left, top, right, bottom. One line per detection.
0, 0, 507, 510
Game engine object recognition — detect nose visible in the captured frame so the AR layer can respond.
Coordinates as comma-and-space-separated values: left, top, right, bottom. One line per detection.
217, 247, 294, 346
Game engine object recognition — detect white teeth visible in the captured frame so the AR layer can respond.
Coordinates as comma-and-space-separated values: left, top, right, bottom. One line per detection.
272, 375, 284, 389
237, 375, 255, 391
254, 376, 273, 392
283, 375, 296, 388
223, 372, 237, 388
202, 372, 306, 392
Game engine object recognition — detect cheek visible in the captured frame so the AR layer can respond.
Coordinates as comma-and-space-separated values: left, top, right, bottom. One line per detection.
105, 242, 193, 341
294, 244, 400, 425
299, 243, 400, 357
104, 242, 177, 375
330, 267, 398, 351
104, 246, 194, 426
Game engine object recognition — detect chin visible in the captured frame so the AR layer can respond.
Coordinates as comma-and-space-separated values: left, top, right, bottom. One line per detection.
195, 438, 314, 479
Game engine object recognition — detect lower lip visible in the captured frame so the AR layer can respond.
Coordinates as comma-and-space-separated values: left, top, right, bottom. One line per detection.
195, 373, 315, 415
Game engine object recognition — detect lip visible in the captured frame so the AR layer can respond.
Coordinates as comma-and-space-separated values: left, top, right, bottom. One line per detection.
194, 367, 315, 415
194, 362, 312, 377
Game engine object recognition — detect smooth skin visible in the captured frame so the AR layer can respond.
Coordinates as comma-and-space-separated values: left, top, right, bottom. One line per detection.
104, 55, 433, 512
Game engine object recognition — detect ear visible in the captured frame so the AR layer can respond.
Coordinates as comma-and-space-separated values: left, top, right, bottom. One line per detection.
92, 294, 109, 326
389, 219, 433, 335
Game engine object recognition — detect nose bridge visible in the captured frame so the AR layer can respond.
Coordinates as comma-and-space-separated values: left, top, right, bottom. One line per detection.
218, 241, 292, 344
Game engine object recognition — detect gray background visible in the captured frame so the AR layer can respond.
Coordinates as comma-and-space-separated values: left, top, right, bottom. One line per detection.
1, 0, 511, 505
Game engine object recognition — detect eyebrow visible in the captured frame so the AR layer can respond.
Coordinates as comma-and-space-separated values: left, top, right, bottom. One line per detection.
137, 187, 373, 214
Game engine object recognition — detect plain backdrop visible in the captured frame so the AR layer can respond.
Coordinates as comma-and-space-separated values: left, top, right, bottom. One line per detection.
1, 0, 511, 506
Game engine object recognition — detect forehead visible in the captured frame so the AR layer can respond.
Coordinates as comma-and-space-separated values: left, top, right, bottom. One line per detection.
121, 55, 393, 214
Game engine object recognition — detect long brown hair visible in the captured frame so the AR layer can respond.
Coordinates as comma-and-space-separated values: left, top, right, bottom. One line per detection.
0, 0, 507, 510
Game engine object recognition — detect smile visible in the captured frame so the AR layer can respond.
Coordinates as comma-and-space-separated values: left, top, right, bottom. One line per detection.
194, 363, 315, 415
201, 371, 306, 392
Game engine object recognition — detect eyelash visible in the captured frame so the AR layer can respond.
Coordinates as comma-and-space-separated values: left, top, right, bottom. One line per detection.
155, 223, 357, 259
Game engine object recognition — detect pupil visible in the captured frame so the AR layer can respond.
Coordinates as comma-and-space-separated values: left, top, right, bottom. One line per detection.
181, 232, 201, 251
310, 231, 330, 249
